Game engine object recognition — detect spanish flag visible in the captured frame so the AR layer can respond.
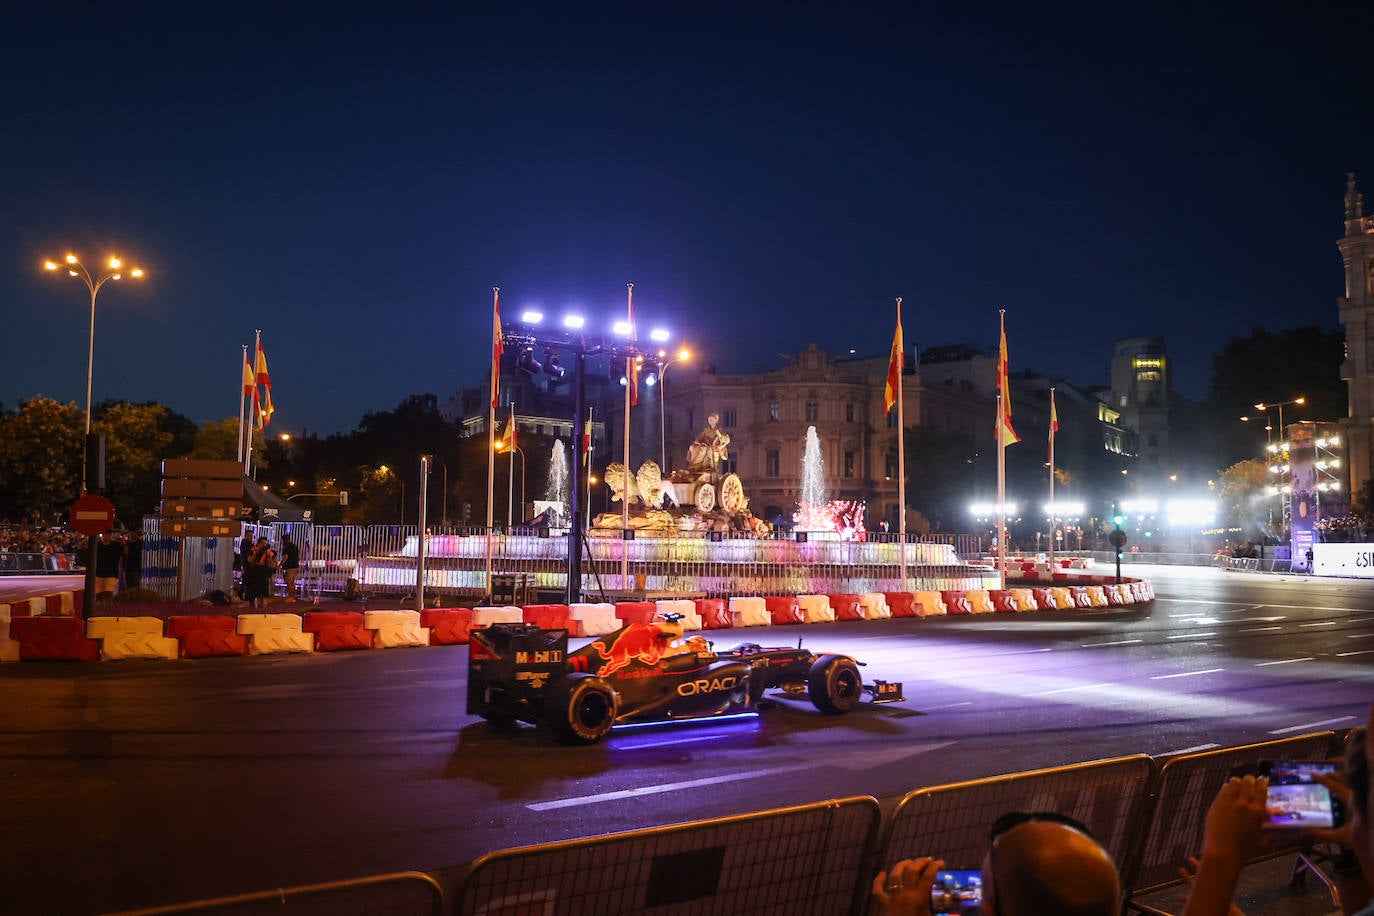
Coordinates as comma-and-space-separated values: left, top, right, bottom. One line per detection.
254, 339, 271, 389
884, 302, 903, 416
491, 289, 504, 410
996, 313, 1020, 446
242, 353, 255, 397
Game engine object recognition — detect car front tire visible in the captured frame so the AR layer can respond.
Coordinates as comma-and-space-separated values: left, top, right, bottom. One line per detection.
807, 655, 862, 715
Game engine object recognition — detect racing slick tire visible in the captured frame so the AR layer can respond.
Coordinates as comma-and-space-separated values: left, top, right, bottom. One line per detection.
546, 673, 618, 744
807, 654, 863, 715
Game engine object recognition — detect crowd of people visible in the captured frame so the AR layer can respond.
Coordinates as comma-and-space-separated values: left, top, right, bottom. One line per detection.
0, 523, 84, 566
871, 703, 1373, 915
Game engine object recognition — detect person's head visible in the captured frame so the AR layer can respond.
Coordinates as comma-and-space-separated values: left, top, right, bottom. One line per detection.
282, 534, 292, 544
981, 812, 1119, 916
256, 536, 269, 548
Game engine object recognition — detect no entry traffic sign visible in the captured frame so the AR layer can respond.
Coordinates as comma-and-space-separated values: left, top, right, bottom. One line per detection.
71, 493, 116, 536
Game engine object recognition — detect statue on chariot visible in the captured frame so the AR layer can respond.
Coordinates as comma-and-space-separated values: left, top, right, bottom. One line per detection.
592, 412, 768, 536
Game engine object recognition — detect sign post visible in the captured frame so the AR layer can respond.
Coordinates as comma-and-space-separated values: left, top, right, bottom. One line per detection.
71, 493, 116, 617
159, 459, 246, 600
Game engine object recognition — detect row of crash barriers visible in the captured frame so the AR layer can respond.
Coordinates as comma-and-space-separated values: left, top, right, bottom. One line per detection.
109, 731, 1343, 916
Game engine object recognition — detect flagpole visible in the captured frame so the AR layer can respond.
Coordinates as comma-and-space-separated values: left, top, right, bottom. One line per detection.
507, 404, 517, 529
486, 288, 500, 595
1048, 387, 1057, 563
585, 406, 594, 530
895, 298, 907, 589
996, 310, 1008, 590
236, 345, 248, 463
245, 329, 261, 475
621, 283, 633, 592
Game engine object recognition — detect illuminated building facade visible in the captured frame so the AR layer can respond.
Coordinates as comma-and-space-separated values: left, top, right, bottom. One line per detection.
1338, 172, 1374, 503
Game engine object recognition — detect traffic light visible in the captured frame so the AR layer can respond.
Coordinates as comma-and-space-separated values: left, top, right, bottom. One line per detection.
1112, 503, 1125, 528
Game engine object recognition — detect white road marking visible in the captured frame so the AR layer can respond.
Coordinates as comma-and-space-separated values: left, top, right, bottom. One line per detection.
1269, 716, 1358, 735
1348, 633, 1374, 640
1228, 617, 1286, 623
1024, 683, 1113, 697
1338, 650, 1374, 658
1150, 668, 1224, 680
1158, 743, 1220, 756
923, 701, 973, 710
1081, 639, 1142, 647
1299, 621, 1338, 628
1237, 626, 1283, 633
1167, 632, 1218, 639
1254, 657, 1315, 667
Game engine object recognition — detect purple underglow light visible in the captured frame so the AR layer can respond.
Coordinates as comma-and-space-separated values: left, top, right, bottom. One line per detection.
610, 711, 760, 734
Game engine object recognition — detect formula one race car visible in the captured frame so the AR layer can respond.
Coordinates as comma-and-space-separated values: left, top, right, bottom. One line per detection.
467, 616, 903, 744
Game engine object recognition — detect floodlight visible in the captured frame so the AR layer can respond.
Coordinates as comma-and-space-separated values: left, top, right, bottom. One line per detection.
562, 315, 585, 329
545, 351, 567, 381
649, 328, 670, 342
516, 347, 542, 378
520, 310, 544, 324
612, 320, 632, 336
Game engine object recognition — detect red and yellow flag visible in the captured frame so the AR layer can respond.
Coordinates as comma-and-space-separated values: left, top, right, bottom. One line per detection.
491, 289, 504, 410
996, 313, 1020, 446
582, 419, 592, 465
254, 339, 271, 389
242, 353, 255, 397
884, 303, 904, 416
502, 405, 517, 452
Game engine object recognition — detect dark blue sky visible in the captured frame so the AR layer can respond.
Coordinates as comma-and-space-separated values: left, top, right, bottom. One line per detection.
4, 4, 1370, 434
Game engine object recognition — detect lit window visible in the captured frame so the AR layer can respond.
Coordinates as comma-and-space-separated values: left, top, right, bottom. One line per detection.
769, 402, 780, 421
805, 401, 819, 421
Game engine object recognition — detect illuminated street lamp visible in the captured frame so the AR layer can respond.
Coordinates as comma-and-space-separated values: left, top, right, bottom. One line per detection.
43, 252, 146, 492
1253, 397, 1306, 441
653, 347, 691, 471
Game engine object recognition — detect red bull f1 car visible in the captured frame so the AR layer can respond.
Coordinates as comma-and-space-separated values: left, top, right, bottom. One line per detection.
467, 616, 904, 744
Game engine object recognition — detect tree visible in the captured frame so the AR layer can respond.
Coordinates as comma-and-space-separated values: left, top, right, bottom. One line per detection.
0, 397, 83, 523
1217, 459, 1278, 541
1202, 326, 1346, 471
93, 401, 182, 522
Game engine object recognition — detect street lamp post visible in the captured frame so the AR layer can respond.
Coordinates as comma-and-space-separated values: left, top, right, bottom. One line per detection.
1254, 397, 1307, 443
44, 252, 144, 617
655, 348, 691, 472
43, 253, 146, 492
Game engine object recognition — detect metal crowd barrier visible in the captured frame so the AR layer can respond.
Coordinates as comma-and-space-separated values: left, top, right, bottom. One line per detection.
0, 551, 79, 573
106, 871, 444, 916
455, 796, 882, 916
880, 755, 1157, 878
1122, 731, 1339, 911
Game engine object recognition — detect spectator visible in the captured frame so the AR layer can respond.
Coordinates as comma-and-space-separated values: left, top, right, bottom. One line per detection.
279, 533, 300, 600
872, 811, 1119, 916
1306, 717, 1372, 914
242, 536, 276, 608
94, 532, 124, 598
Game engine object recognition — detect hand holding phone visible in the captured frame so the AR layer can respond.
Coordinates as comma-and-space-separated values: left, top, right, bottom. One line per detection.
1258, 761, 1344, 829
930, 869, 982, 914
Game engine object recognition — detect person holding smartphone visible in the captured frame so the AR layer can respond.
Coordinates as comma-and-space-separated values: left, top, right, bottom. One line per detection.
871, 812, 1119, 916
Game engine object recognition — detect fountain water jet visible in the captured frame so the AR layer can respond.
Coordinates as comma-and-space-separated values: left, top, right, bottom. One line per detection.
532, 440, 571, 527
794, 425, 866, 538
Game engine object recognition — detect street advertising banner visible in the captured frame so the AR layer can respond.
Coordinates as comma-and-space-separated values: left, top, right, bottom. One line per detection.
1311, 542, 1374, 577
1289, 424, 1317, 572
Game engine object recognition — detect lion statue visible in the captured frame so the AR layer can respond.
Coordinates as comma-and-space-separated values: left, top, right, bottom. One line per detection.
635, 461, 678, 509
604, 462, 640, 505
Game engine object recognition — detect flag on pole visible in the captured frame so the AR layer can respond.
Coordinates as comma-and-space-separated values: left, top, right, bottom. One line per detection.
628, 356, 641, 407
582, 418, 592, 466
260, 388, 274, 428
502, 405, 517, 452
251, 386, 263, 431
242, 353, 255, 397
1049, 388, 1058, 453
491, 290, 504, 410
885, 305, 904, 415
254, 339, 271, 389
996, 312, 1020, 446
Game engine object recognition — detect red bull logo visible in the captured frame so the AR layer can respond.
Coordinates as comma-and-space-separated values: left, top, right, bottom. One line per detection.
586, 623, 675, 676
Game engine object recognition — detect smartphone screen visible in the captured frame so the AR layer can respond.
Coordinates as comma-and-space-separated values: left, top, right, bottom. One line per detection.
1261, 761, 1338, 829
931, 869, 983, 914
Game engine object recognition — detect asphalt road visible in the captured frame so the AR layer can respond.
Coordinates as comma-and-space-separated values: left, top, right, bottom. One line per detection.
2, 565, 1370, 913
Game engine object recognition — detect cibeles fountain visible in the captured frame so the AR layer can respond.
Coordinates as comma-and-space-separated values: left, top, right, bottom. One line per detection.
590, 412, 769, 536
368, 417, 996, 598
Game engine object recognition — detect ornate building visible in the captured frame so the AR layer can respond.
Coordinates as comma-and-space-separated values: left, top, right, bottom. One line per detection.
1338, 173, 1374, 502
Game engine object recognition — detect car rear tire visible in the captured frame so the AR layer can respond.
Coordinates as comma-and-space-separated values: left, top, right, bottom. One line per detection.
808, 655, 862, 715
546, 673, 618, 744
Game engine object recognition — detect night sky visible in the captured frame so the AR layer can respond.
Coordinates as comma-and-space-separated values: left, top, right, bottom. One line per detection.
4, 4, 1371, 435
